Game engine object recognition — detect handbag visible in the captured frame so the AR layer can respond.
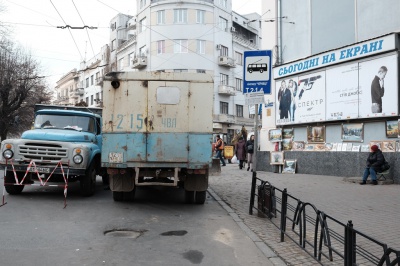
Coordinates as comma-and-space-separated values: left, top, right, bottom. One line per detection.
380, 161, 390, 172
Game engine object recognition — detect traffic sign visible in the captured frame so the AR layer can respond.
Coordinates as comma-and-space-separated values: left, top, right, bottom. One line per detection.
243, 50, 272, 96
245, 92, 264, 105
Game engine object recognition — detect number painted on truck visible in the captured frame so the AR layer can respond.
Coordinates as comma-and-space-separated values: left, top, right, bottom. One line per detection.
162, 118, 177, 128
110, 114, 144, 130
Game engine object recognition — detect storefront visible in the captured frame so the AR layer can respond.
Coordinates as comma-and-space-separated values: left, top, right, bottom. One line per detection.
257, 33, 400, 182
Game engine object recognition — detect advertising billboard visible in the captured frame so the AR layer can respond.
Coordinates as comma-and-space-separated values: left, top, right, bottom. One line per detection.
276, 71, 325, 125
275, 54, 398, 125
358, 54, 398, 118
325, 63, 359, 120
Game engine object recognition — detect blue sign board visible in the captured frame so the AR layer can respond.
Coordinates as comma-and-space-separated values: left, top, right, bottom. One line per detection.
243, 50, 272, 95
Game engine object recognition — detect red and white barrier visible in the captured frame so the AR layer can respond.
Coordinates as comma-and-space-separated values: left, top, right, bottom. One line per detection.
1, 160, 69, 208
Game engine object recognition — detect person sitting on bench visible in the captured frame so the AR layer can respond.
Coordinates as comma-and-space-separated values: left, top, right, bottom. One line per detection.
360, 145, 384, 185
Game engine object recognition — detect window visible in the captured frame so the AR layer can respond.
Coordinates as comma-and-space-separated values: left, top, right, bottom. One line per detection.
174, 9, 187, 23
197, 69, 206, 74
174, 69, 188, 73
118, 58, 124, 70
220, 45, 228, 56
196, 10, 205, 24
220, 0, 227, 8
157, 40, 165, 54
111, 39, 116, 51
235, 51, 243, 65
139, 45, 147, 57
220, 73, 228, 85
236, 105, 243, 117
95, 72, 99, 83
90, 95, 94, 106
85, 78, 89, 88
128, 53, 135, 66
157, 10, 165, 24
220, 101, 229, 114
235, 78, 243, 91
95, 92, 99, 101
219, 17, 228, 31
140, 0, 146, 9
90, 75, 94, 85
139, 17, 146, 33
197, 40, 205, 54
86, 97, 89, 105
174, 40, 188, 53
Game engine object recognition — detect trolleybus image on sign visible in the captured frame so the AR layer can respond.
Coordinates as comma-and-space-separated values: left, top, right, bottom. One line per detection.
247, 63, 268, 73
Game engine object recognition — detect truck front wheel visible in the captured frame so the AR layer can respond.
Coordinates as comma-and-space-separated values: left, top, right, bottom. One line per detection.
80, 162, 96, 196
4, 172, 25, 195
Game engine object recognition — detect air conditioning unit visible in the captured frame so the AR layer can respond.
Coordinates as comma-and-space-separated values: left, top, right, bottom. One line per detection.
230, 26, 236, 32
219, 56, 228, 64
216, 44, 222, 50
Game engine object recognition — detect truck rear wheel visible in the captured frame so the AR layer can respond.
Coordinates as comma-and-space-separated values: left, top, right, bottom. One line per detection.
184, 190, 194, 204
4, 172, 25, 195
113, 191, 124, 201
195, 191, 206, 204
80, 162, 96, 197
123, 187, 136, 202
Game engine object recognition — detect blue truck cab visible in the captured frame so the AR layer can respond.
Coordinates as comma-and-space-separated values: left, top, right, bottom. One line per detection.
0, 104, 105, 196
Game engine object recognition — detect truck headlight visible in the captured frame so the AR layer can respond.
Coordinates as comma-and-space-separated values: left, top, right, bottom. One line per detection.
3, 149, 14, 159
73, 154, 83, 164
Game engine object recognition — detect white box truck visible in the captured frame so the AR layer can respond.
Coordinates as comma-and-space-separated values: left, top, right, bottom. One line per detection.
101, 72, 214, 204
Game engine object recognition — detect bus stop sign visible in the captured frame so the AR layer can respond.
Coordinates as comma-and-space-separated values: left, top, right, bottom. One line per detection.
243, 50, 272, 95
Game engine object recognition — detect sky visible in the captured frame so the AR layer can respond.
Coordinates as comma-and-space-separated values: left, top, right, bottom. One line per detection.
1, 0, 261, 88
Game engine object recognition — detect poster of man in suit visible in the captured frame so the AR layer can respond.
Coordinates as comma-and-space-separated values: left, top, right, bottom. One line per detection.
358, 55, 398, 118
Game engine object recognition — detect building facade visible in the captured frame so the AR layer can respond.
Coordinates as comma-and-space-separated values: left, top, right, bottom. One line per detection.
259, 0, 400, 182
55, 0, 262, 144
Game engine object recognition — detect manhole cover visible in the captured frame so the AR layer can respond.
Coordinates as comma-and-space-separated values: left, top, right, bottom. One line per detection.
104, 229, 144, 239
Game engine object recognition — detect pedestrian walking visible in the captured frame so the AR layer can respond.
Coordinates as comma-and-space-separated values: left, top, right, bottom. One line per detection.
215, 135, 226, 166
246, 135, 255, 171
235, 137, 247, 169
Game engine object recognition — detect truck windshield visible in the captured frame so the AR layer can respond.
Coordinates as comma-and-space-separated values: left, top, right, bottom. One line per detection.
34, 114, 96, 133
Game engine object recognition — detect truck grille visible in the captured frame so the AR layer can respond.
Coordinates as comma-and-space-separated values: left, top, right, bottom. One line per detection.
19, 143, 68, 161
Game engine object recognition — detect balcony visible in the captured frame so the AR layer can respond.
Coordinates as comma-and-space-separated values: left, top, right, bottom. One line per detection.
214, 114, 235, 124
131, 56, 147, 69
218, 85, 236, 96
218, 56, 236, 67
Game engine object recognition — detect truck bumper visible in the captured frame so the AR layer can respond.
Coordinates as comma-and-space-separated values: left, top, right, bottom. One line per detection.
0, 164, 86, 176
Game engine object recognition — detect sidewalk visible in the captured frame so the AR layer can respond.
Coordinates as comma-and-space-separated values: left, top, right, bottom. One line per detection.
209, 163, 400, 265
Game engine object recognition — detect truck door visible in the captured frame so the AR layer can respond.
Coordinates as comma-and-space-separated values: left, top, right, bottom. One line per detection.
146, 81, 189, 162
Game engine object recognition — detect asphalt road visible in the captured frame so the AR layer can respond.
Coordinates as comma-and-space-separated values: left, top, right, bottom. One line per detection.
0, 172, 271, 266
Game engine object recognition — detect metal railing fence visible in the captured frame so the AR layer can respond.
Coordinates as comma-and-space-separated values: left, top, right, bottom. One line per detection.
249, 172, 400, 266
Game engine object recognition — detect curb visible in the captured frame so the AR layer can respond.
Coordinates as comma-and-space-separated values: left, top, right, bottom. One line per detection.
207, 187, 286, 266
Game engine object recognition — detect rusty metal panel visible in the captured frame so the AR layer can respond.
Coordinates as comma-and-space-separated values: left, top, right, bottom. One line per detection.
147, 81, 190, 133
188, 81, 214, 133
102, 78, 147, 134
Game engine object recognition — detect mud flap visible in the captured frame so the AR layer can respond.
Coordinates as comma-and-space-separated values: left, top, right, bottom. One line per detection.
184, 173, 208, 191
109, 169, 135, 192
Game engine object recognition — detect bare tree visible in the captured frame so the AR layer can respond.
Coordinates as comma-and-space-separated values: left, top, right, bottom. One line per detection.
0, 39, 52, 140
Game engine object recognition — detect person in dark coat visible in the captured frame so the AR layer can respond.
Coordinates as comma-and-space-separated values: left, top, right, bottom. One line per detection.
360, 145, 385, 185
235, 137, 247, 169
246, 135, 255, 171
